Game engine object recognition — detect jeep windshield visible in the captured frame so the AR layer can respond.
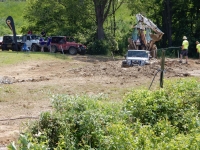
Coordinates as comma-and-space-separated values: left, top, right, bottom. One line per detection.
127, 50, 148, 58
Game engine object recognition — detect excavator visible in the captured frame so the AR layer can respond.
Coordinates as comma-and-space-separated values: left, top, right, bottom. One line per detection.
128, 13, 164, 58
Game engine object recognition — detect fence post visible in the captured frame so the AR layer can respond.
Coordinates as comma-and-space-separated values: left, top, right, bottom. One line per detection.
160, 49, 165, 88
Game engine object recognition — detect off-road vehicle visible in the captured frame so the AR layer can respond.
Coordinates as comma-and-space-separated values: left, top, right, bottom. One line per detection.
2, 35, 22, 51
50, 36, 86, 55
21, 34, 42, 51
122, 50, 151, 67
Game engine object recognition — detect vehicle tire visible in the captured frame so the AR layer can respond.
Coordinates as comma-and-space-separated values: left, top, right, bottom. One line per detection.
31, 44, 38, 52
2, 45, 7, 51
17, 44, 22, 51
51, 45, 57, 53
121, 61, 129, 68
69, 47, 77, 55
12, 45, 15, 51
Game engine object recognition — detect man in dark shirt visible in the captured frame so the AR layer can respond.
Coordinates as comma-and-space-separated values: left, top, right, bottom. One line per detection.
39, 36, 45, 52
41, 29, 46, 37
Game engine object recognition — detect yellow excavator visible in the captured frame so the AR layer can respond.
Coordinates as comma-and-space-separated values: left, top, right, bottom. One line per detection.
128, 13, 164, 58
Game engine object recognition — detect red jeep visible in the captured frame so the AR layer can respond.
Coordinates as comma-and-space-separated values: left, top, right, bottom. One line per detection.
50, 36, 86, 55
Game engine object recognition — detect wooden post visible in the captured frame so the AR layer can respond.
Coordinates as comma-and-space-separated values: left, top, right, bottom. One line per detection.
160, 49, 165, 88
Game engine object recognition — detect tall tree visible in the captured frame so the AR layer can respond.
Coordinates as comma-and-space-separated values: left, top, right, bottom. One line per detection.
24, 0, 94, 36
92, 0, 124, 40
24, 0, 66, 34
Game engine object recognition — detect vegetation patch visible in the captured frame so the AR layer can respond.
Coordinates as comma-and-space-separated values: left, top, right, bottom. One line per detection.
8, 78, 200, 149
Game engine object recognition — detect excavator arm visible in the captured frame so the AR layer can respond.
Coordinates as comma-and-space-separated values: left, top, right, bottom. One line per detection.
136, 13, 164, 42
128, 13, 164, 58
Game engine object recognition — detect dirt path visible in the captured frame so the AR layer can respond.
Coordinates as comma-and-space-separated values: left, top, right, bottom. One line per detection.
0, 55, 200, 147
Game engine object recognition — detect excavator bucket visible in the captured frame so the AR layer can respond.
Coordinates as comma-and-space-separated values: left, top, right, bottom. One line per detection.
150, 33, 163, 42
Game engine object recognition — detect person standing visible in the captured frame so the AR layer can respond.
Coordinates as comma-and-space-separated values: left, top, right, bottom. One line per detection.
180, 36, 189, 64
28, 29, 32, 34
39, 36, 45, 52
41, 29, 46, 37
196, 41, 200, 52
196, 41, 200, 59
47, 36, 52, 52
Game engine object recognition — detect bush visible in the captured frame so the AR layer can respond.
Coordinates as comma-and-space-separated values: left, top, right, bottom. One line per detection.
87, 39, 110, 55
123, 78, 200, 133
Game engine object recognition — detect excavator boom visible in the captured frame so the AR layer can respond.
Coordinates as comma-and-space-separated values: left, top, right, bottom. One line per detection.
136, 14, 164, 34
128, 13, 164, 58
136, 13, 164, 42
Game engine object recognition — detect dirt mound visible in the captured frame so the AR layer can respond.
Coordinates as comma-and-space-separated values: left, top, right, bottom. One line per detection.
69, 57, 198, 79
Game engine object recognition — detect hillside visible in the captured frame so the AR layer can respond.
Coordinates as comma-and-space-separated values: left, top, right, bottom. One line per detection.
0, 1, 27, 35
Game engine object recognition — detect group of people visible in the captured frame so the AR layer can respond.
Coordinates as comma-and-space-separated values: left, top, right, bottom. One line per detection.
39, 29, 52, 52
25, 29, 51, 52
179, 35, 200, 64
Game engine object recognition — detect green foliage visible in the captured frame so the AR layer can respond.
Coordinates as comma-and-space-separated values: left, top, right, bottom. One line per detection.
87, 40, 109, 55
0, 1, 28, 35
10, 78, 200, 149
7, 133, 48, 150
123, 78, 200, 133
23, 0, 95, 36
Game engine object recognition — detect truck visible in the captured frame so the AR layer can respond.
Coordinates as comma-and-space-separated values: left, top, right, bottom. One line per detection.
50, 36, 86, 55
122, 13, 164, 67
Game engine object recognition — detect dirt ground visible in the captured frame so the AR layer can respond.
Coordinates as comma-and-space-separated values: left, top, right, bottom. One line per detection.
0, 54, 200, 148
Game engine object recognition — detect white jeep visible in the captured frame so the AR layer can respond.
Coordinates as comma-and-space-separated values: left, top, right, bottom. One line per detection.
122, 50, 151, 67
21, 34, 42, 51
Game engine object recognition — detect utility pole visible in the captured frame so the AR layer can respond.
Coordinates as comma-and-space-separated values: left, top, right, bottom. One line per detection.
160, 49, 165, 88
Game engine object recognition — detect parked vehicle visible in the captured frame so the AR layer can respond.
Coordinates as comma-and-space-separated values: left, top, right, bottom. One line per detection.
50, 36, 86, 55
21, 34, 42, 51
2, 35, 22, 51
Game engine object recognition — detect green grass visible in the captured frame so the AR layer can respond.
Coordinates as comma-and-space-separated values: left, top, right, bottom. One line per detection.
0, 51, 70, 66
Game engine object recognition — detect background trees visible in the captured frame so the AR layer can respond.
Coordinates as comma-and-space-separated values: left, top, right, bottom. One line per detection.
0, 0, 200, 57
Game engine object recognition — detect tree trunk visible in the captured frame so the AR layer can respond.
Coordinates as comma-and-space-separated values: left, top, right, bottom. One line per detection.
93, 0, 112, 40
96, 12, 105, 40
162, 0, 172, 47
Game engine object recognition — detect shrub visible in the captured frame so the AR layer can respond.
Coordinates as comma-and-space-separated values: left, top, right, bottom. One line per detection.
123, 78, 200, 133
87, 39, 110, 55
